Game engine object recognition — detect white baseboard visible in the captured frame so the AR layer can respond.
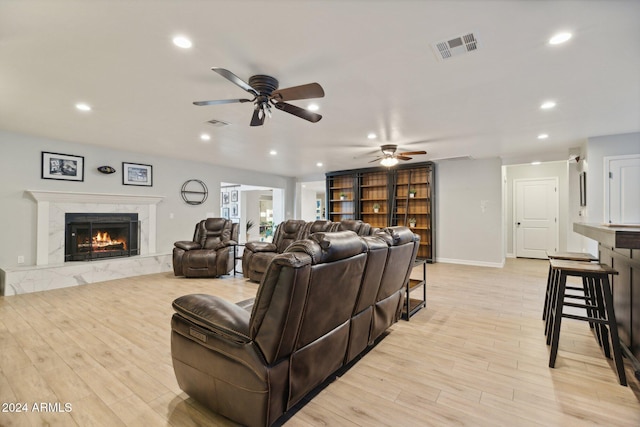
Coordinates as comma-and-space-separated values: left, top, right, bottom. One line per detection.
506, 252, 516, 258
435, 257, 505, 268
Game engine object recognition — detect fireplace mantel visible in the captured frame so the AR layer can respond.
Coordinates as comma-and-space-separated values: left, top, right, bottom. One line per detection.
26, 190, 164, 205
25, 190, 164, 266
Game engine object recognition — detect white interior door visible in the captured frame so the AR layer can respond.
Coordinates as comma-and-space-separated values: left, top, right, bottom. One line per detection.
605, 155, 640, 225
515, 178, 558, 259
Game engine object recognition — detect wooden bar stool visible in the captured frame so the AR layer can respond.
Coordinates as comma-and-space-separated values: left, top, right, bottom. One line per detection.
546, 259, 627, 386
543, 251, 598, 322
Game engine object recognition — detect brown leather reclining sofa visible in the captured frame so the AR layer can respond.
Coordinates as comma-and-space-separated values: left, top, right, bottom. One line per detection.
170, 226, 419, 427
242, 218, 377, 282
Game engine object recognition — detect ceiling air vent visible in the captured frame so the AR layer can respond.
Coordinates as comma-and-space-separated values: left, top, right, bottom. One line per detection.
205, 119, 230, 127
432, 32, 479, 61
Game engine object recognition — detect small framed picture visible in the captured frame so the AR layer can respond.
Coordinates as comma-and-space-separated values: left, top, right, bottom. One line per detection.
231, 190, 238, 202
122, 162, 152, 186
231, 204, 238, 217
222, 192, 230, 205
222, 207, 230, 219
41, 151, 84, 181
579, 171, 587, 207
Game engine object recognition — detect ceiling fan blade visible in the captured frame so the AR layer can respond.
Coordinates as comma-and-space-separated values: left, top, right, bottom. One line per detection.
273, 102, 322, 123
396, 155, 413, 161
368, 157, 384, 163
271, 83, 325, 101
193, 98, 253, 106
398, 150, 427, 156
250, 109, 265, 127
212, 67, 259, 96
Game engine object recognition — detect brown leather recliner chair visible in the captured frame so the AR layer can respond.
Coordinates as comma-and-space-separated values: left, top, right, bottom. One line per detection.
172, 218, 237, 278
171, 231, 369, 427
332, 219, 375, 236
369, 227, 420, 342
241, 219, 306, 282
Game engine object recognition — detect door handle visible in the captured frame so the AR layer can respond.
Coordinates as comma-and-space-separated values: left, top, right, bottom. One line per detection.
516, 222, 521, 226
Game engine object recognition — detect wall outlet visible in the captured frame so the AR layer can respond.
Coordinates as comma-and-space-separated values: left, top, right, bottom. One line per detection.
17, 255, 25, 264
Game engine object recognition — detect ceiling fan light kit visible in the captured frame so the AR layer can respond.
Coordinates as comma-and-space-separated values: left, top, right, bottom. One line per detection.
194, 68, 324, 127
370, 143, 428, 167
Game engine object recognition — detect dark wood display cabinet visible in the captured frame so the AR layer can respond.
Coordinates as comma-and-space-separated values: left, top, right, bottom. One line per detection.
326, 162, 435, 263
327, 172, 356, 222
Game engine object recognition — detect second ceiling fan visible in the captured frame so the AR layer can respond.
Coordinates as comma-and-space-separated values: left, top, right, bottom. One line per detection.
370, 144, 428, 166
194, 67, 325, 126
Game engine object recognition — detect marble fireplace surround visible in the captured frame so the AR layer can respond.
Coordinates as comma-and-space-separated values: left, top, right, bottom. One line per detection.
0, 190, 171, 296
27, 190, 164, 265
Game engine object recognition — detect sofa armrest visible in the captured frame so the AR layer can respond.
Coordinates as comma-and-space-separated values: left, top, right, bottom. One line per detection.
245, 241, 277, 253
211, 239, 237, 251
172, 294, 250, 344
174, 241, 202, 251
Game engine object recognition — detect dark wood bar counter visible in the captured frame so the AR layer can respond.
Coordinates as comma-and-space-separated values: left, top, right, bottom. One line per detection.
574, 222, 640, 379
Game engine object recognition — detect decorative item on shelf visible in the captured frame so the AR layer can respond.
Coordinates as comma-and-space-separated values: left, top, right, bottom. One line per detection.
122, 162, 152, 186
339, 192, 347, 200
409, 188, 417, 198
180, 179, 208, 205
245, 219, 255, 242
373, 203, 380, 213
97, 165, 116, 174
408, 218, 416, 227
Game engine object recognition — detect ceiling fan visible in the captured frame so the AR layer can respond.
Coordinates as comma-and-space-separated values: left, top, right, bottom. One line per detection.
193, 67, 325, 126
369, 144, 428, 167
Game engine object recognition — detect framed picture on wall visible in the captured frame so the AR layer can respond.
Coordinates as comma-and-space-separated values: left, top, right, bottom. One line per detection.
579, 171, 587, 207
222, 192, 229, 205
122, 162, 153, 186
231, 190, 238, 202
231, 204, 238, 217
41, 151, 84, 182
222, 207, 230, 219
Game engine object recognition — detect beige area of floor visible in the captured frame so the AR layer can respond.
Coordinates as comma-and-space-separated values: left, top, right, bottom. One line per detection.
1, 258, 639, 426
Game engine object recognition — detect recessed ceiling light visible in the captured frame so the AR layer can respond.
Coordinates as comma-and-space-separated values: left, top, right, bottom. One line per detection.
537, 134, 549, 139
308, 104, 319, 111
172, 36, 192, 49
531, 161, 541, 165
316, 162, 323, 167
540, 101, 556, 110
367, 133, 377, 139
75, 103, 91, 111
200, 133, 211, 141
269, 150, 277, 155
549, 32, 572, 45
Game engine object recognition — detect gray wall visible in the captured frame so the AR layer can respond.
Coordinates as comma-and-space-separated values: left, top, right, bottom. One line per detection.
435, 157, 504, 266
0, 130, 295, 269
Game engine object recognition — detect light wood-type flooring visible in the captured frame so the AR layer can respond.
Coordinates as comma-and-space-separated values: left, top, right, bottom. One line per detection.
1, 258, 639, 426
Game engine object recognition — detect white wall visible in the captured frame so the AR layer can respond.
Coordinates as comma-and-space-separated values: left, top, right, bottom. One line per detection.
585, 132, 640, 223
0, 130, 295, 268
581, 132, 640, 254
435, 157, 504, 266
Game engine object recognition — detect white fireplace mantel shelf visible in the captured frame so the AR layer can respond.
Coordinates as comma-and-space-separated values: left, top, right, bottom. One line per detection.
26, 190, 164, 205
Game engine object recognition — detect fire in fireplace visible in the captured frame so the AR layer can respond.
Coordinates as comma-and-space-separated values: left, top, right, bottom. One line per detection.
65, 213, 139, 261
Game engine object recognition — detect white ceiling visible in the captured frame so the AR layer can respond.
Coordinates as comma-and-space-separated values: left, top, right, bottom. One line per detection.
1, 1, 638, 178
